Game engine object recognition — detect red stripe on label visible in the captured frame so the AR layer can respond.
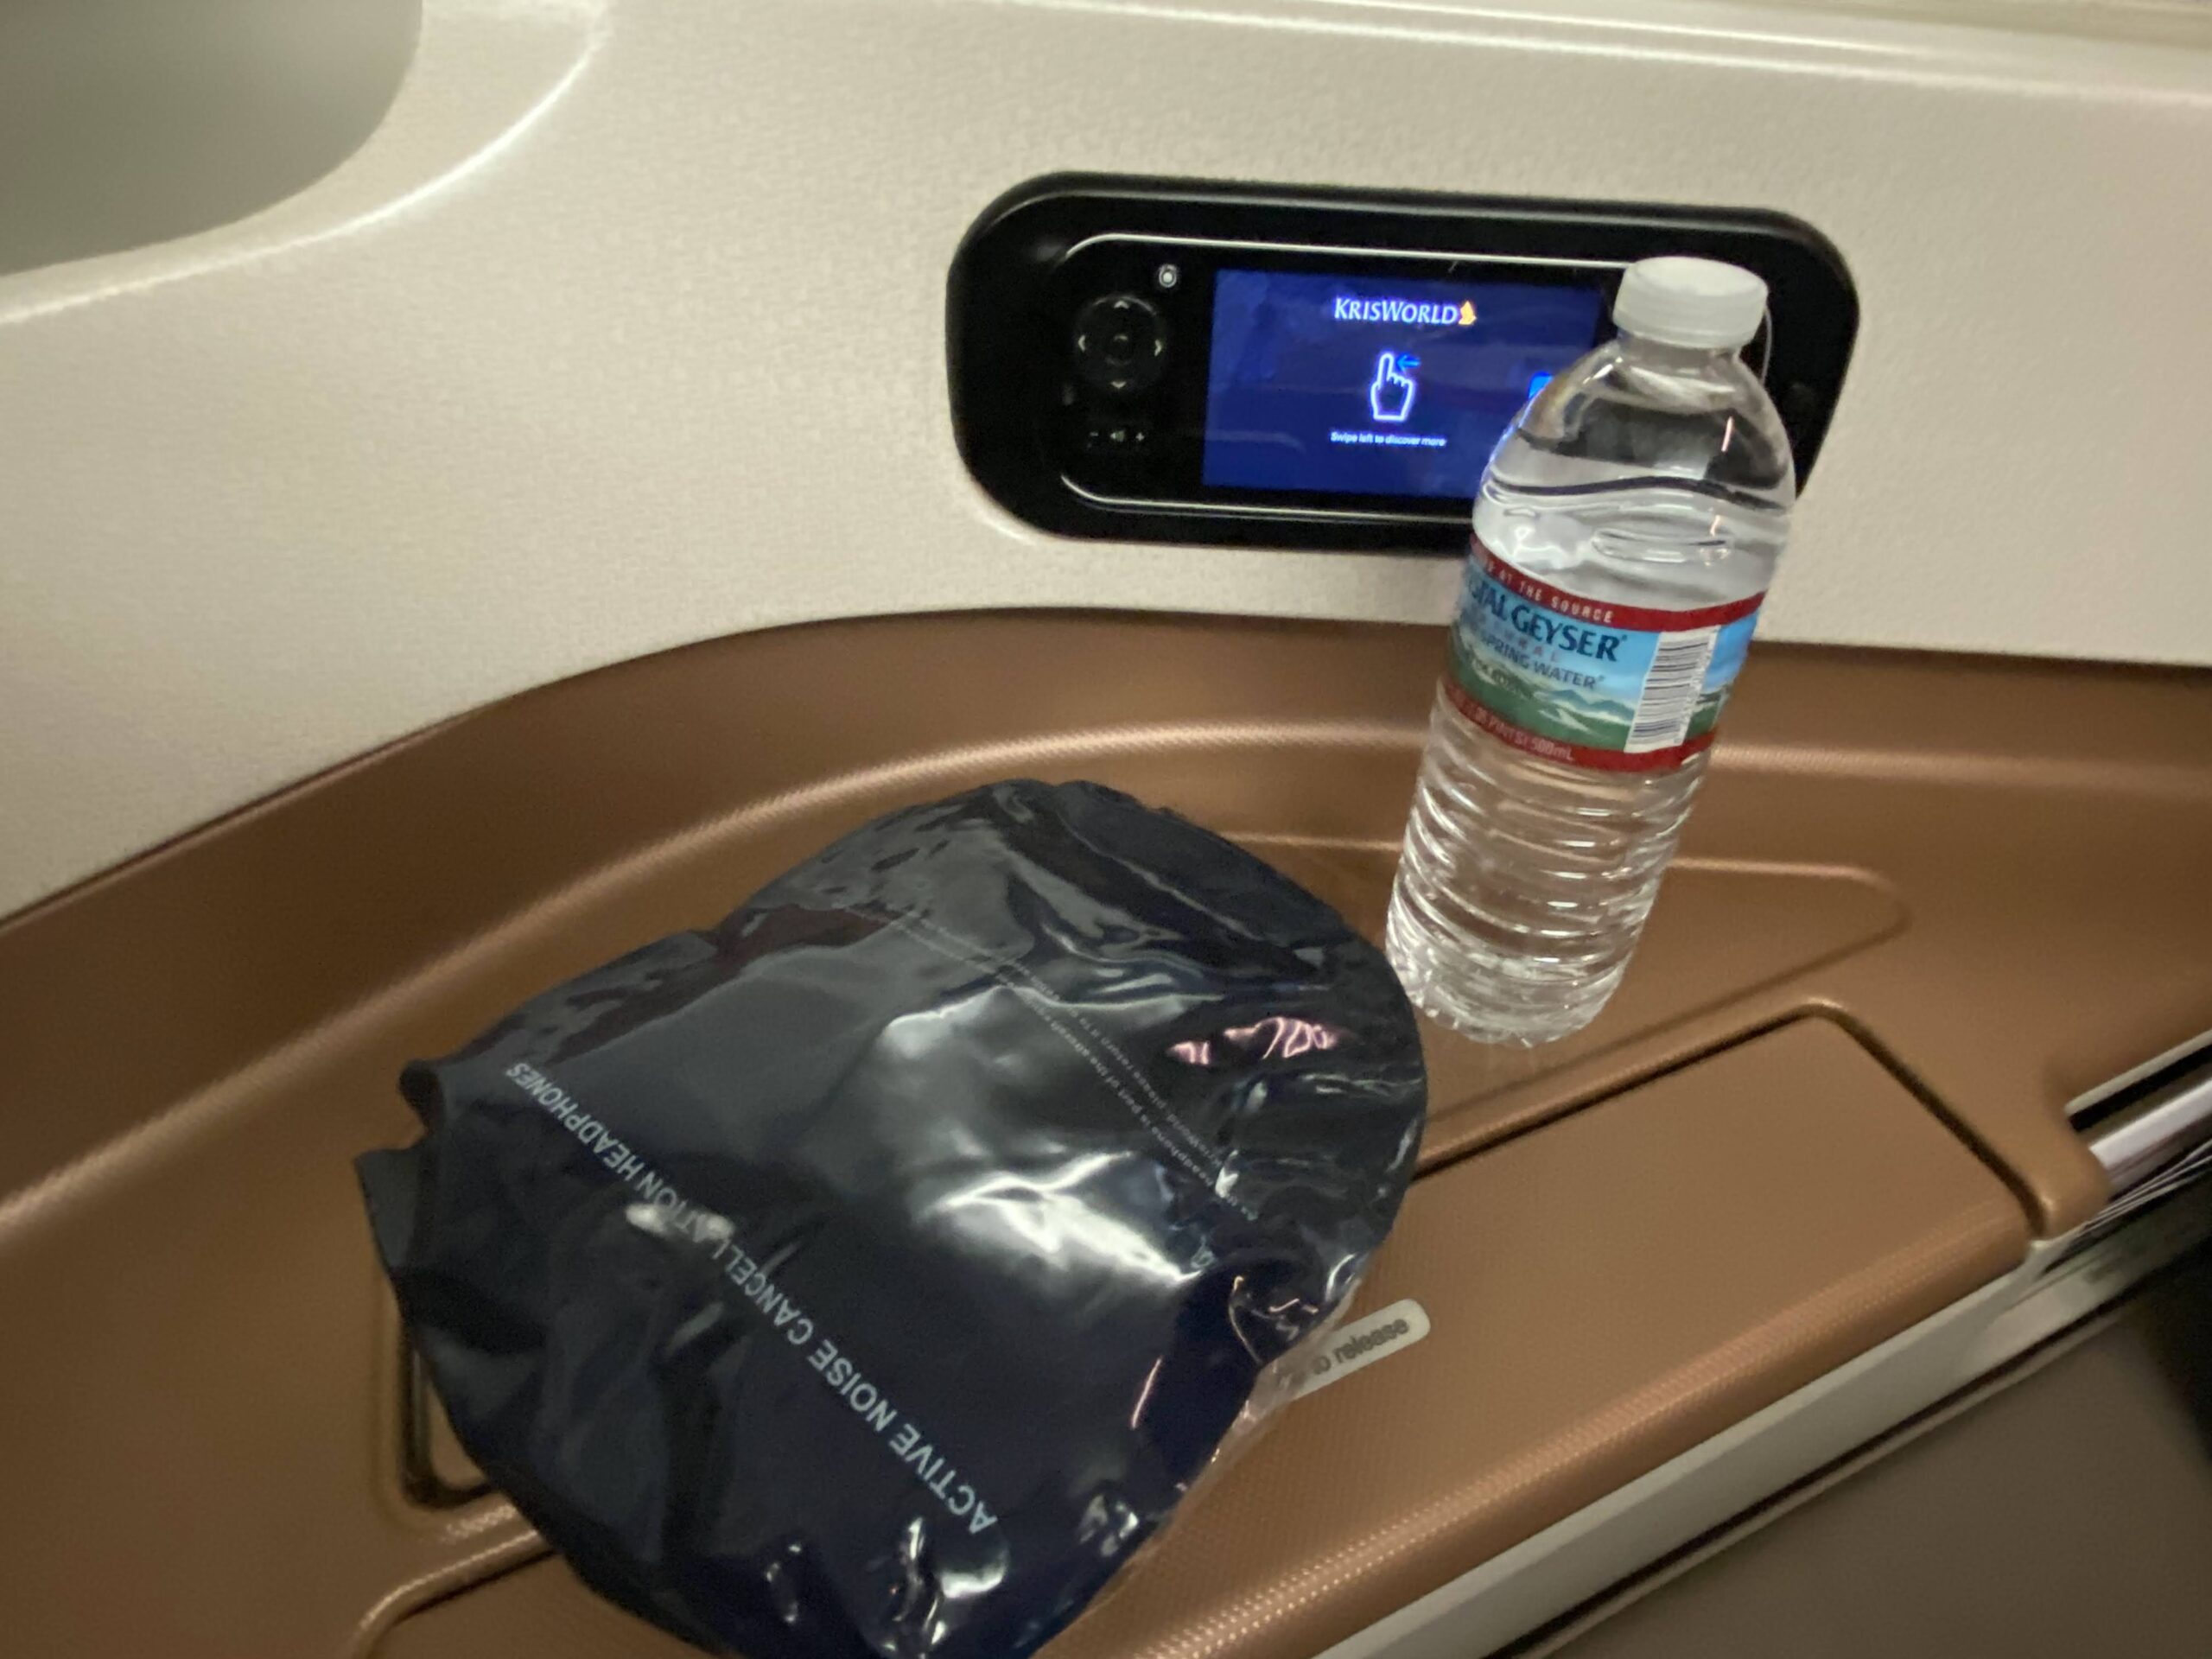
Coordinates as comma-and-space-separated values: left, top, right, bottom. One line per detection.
1476, 541, 1764, 633
1444, 678, 1717, 773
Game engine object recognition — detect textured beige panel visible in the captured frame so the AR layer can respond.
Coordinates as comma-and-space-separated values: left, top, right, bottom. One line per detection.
3, 0, 2209, 915
0, 0, 417, 277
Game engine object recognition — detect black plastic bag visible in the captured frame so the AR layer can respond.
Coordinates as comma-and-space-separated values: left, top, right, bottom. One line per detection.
359, 779, 1425, 1659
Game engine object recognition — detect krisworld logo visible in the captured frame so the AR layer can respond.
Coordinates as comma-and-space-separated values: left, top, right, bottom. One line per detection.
1332, 295, 1478, 327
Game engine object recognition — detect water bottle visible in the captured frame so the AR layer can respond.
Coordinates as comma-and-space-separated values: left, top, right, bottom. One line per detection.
1385, 257, 1796, 1046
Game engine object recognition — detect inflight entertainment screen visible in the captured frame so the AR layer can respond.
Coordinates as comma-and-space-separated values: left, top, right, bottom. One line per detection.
1201, 269, 1607, 499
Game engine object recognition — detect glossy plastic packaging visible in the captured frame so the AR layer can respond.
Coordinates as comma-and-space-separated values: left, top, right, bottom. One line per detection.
358, 779, 1427, 1659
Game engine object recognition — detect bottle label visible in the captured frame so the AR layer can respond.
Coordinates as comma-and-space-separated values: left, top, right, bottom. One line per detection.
1446, 540, 1764, 772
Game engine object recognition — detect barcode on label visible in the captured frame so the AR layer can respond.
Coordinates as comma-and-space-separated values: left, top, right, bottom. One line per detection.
1626, 626, 1719, 753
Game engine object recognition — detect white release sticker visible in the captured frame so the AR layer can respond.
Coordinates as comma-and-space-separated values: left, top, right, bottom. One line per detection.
1292, 1298, 1431, 1399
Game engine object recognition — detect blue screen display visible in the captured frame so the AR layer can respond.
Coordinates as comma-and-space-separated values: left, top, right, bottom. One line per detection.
1201, 269, 1605, 499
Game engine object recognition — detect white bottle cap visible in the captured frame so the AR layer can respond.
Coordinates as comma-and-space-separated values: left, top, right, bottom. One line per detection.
1611, 257, 1768, 350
